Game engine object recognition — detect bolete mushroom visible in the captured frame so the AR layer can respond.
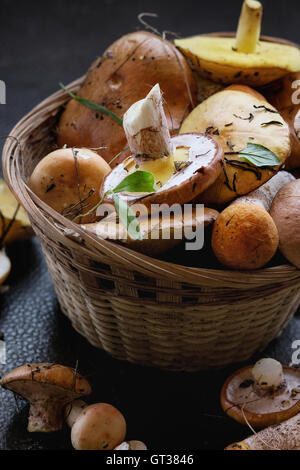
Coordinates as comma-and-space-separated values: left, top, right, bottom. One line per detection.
180, 85, 291, 205
82, 206, 219, 256
211, 171, 295, 269
226, 413, 300, 450
175, 0, 300, 87
101, 84, 224, 208
0, 177, 33, 245
70, 403, 126, 450
29, 148, 111, 223
221, 358, 300, 430
0, 363, 91, 432
270, 179, 300, 268
0, 249, 11, 285
57, 31, 197, 166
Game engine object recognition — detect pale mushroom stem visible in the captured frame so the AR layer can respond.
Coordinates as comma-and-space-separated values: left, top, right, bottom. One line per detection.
123, 83, 173, 161
28, 399, 66, 432
235, 0, 263, 54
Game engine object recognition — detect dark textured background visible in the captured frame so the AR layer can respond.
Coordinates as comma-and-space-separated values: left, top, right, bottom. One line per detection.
0, 0, 299, 450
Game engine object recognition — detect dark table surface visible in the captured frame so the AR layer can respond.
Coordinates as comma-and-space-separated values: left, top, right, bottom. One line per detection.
0, 0, 299, 451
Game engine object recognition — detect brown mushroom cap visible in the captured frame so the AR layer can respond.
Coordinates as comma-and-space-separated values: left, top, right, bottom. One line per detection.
0, 363, 91, 432
221, 365, 300, 429
71, 403, 126, 450
101, 133, 224, 208
270, 179, 300, 268
57, 31, 197, 166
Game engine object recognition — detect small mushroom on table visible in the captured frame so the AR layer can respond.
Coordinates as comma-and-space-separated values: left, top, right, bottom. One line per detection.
221, 358, 300, 430
0, 363, 91, 432
175, 0, 300, 87
66, 401, 126, 450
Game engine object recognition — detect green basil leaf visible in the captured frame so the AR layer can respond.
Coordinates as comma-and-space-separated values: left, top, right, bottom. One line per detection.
113, 171, 157, 194
239, 143, 281, 167
59, 83, 123, 127
113, 194, 142, 241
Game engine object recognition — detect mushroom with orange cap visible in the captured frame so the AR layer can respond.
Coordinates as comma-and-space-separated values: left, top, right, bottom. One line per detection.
0, 363, 91, 432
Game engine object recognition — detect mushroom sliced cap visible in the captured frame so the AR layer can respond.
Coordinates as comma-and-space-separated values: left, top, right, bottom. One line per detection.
180, 86, 291, 205
0, 249, 11, 285
175, 36, 300, 87
0, 363, 91, 432
0, 178, 33, 245
82, 207, 219, 256
221, 365, 300, 429
101, 133, 224, 208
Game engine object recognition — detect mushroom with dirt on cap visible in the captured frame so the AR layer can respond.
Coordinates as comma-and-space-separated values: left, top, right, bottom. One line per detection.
0, 363, 91, 432
221, 358, 300, 430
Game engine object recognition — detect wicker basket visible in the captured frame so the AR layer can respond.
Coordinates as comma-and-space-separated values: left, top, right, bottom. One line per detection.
3, 77, 300, 372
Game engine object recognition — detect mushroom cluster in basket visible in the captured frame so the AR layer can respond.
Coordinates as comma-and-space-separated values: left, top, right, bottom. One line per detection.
18, 0, 299, 281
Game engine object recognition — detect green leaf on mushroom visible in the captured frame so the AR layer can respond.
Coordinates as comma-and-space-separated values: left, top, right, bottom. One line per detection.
238, 143, 281, 167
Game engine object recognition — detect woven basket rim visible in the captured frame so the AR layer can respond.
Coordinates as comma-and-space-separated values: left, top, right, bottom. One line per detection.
2, 75, 300, 290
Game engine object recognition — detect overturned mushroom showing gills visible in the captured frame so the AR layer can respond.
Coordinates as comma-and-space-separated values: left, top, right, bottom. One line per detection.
82, 207, 219, 256
180, 85, 291, 205
226, 413, 300, 450
71, 403, 126, 450
175, 0, 300, 86
221, 359, 300, 430
0, 363, 91, 432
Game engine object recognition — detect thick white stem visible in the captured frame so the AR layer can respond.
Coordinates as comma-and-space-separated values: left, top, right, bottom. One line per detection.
123, 84, 172, 161
235, 0, 263, 54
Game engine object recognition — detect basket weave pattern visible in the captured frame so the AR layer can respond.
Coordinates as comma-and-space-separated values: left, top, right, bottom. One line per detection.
3, 78, 300, 371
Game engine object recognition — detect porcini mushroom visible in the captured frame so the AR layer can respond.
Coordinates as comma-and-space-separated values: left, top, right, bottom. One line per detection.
211, 171, 295, 269
0, 249, 11, 285
0, 363, 91, 432
57, 31, 197, 166
101, 84, 224, 208
180, 85, 291, 205
29, 148, 111, 223
0, 177, 33, 245
175, 0, 300, 87
70, 403, 126, 450
82, 206, 219, 256
221, 358, 300, 430
226, 413, 300, 450
270, 179, 300, 268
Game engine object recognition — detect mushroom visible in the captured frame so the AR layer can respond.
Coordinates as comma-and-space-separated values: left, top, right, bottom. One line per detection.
270, 179, 300, 268
221, 358, 300, 430
0, 363, 91, 432
180, 85, 291, 205
81, 206, 219, 256
69, 403, 126, 450
264, 72, 300, 169
115, 441, 147, 450
175, 0, 300, 87
0, 177, 33, 245
57, 31, 197, 166
29, 148, 111, 223
101, 84, 224, 208
226, 413, 300, 450
0, 249, 11, 285
211, 171, 295, 269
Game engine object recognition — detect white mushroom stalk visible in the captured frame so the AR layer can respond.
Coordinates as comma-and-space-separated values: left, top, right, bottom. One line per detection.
123, 83, 173, 160
235, 0, 263, 54
252, 358, 285, 392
